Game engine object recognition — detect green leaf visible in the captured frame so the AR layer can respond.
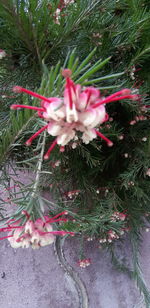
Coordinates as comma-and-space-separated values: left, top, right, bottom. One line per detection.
82, 72, 124, 85
75, 57, 111, 84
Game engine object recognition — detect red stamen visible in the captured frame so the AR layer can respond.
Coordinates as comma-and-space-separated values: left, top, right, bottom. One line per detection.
44, 139, 57, 160
26, 124, 48, 146
43, 211, 68, 226
92, 95, 139, 109
37, 111, 45, 118
10, 104, 45, 112
95, 130, 113, 147
8, 226, 24, 230
66, 78, 73, 109
104, 113, 109, 122
6, 219, 16, 225
7, 218, 22, 225
22, 210, 30, 219
13, 86, 53, 104
107, 89, 131, 99
3, 185, 19, 192
51, 211, 68, 220
0, 227, 11, 232
0, 226, 24, 233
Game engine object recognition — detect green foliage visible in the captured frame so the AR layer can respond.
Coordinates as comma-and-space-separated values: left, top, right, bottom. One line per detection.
0, 48, 125, 164
0, 0, 150, 305
0, 0, 102, 66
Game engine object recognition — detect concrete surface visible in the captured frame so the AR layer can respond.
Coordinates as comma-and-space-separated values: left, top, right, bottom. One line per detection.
0, 233, 149, 308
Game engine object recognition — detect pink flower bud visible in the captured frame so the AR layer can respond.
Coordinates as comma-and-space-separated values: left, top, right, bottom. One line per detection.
13, 86, 22, 93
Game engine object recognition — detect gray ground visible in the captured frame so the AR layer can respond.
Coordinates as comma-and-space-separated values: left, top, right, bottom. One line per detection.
0, 232, 149, 308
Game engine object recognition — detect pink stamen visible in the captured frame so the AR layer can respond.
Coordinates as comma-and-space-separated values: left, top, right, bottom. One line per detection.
13, 86, 53, 104
40, 230, 74, 236
0, 235, 13, 240
66, 78, 73, 109
92, 95, 139, 109
44, 139, 57, 160
10, 104, 45, 112
43, 211, 68, 226
2, 185, 19, 192
0, 226, 24, 234
26, 124, 48, 146
16, 233, 29, 243
6, 219, 16, 224
95, 130, 113, 147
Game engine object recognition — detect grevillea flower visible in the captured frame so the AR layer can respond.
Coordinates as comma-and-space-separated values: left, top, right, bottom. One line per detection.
0, 211, 74, 249
11, 69, 139, 159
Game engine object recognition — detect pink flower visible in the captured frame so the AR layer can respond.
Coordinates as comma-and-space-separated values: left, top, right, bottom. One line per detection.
108, 230, 119, 240
0, 211, 74, 249
78, 258, 91, 268
11, 69, 139, 159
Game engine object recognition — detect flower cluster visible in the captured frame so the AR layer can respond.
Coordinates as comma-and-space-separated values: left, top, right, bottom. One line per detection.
130, 114, 148, 125
99, 211, 127, 243
63, 189, 80, 200
11, 68, 138, 160
99, 229, 125, 244
54, 0, 75, 24
0, 211, 74, 249
78, 258, 91, 268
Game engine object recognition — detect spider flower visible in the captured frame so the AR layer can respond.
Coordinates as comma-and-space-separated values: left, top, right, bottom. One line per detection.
0, 211, 74, 249
11, 69, 139, 159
